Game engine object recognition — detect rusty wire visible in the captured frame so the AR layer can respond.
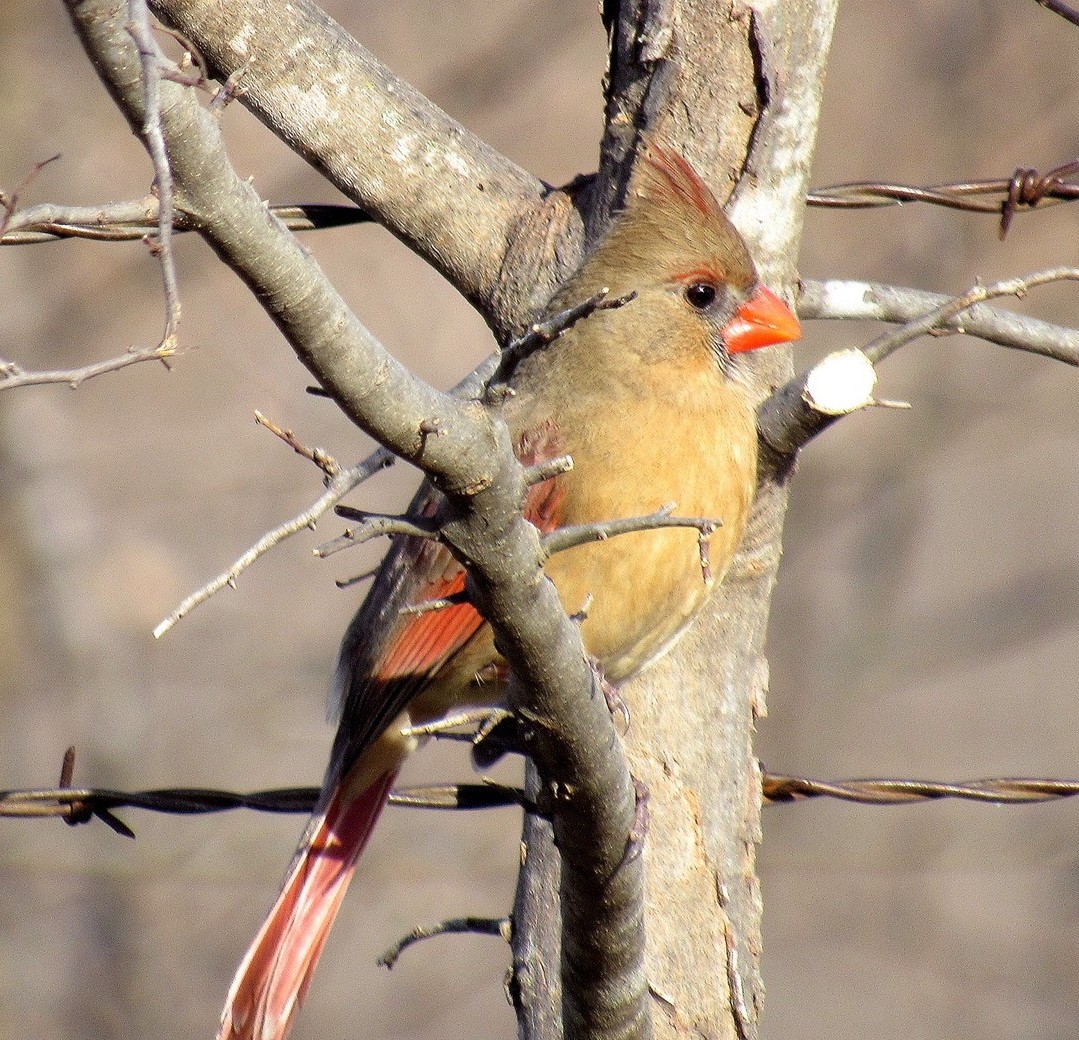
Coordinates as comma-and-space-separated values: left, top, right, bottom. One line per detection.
762, 773, 1079, 805
0, 202, 369, 244
3, 164, 1079, 247
3, 749, 1078, 838
806, 159, 1079, 237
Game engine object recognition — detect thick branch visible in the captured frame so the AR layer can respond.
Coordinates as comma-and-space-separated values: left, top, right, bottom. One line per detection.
67, 6, 646, 1040
762, 268, 1079, 461
147, 0, 584, 337
798, 277, 1079, 364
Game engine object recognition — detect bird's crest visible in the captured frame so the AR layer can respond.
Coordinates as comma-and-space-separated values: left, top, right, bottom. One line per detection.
632, 141, 719, 225
574, 137, 757, 298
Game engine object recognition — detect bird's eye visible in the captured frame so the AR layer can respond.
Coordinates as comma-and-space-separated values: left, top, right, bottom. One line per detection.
684, 282, 717, 309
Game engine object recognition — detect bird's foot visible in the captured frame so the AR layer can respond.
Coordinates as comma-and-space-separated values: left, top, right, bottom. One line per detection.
470, 708, 527, 769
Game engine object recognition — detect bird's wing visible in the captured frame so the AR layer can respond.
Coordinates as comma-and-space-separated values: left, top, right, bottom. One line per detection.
329, 423, 566, 776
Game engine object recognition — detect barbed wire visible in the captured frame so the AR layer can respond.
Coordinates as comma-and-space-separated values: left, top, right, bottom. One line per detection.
2, 749, 1077, 838
0, 202, 370, 244
806, 159, 1079, 237
761, 773, 1079, 805
3, 162, 1078, 248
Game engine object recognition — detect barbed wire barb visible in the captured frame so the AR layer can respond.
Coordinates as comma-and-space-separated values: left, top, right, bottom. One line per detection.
806, 159, 1079, 237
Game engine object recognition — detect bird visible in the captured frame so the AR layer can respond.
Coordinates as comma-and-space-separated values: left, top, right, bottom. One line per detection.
218, 139, 801, 1040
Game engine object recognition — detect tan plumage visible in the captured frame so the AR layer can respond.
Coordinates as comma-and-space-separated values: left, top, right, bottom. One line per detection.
219, 140, 800, 1040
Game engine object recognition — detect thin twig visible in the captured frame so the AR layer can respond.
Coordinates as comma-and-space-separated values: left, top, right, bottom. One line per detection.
0, 341, 177, 390
313, 505, 439, 558
254, 409, 340, 477
153, 452, 393, 637
155, 357, 502, 636
378, 917, 512, 970
486, 290, 636, 390
334, 566, 380, 590
542, 505, 719, 558
126, 0, 181, 352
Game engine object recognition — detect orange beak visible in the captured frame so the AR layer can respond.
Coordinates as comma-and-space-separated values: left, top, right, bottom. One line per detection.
723, 285, 801, 354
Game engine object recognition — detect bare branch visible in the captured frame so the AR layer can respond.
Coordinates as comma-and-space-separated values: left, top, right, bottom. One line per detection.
542, 506, 719, 558
378, 917, 511, 971
253, 409, 340, 477
125, 0, 182, 350
798, 277, 1079, 365
0, 340, 176, 390
315, 506, 440, 557
152, 452, 392, 638
523, 454, 574, 486
761, 267, 1079, 461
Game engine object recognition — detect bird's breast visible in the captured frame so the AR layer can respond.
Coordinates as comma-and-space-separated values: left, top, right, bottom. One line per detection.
527, 373, 758, 683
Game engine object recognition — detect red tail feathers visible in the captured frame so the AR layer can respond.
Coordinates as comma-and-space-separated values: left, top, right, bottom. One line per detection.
218, 770, 399, 1040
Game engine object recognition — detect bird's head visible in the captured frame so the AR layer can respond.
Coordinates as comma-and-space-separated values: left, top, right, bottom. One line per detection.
574, 138, 801, 365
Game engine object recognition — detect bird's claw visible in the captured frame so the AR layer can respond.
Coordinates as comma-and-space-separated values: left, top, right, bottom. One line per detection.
471, 709, 526, 769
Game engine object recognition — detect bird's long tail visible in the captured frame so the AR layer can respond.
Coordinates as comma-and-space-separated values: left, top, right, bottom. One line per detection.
218, 768, 400, 1040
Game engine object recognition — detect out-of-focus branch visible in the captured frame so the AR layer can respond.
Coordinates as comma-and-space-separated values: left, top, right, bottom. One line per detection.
760, 267, 1079, 462
1034, 0, 1079, 29
0, 155, 62, 236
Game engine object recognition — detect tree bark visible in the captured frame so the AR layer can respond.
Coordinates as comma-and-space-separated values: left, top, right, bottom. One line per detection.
562, 5, 839, 1040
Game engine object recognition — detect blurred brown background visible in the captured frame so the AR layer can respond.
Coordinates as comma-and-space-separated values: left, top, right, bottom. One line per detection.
2, 2, 1079, 1038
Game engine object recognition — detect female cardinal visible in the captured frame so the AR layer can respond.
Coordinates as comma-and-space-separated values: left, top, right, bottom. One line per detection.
219, 141, 800, 1040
